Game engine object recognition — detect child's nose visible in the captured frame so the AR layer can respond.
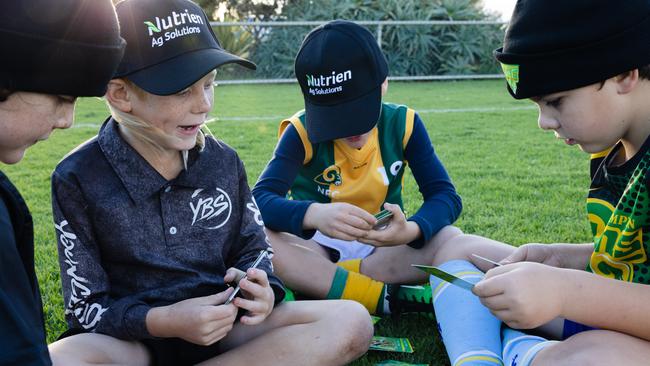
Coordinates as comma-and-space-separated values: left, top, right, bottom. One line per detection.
537, 113, 558, 131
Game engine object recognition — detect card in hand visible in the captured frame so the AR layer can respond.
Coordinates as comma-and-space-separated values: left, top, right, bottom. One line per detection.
411, 264, 475, 291
373, 209, 393, 230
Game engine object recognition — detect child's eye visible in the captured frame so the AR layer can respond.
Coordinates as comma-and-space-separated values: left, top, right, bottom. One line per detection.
546, 98, 562, 108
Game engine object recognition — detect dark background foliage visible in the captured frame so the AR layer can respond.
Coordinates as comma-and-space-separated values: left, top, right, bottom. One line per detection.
195, 0, 504, 79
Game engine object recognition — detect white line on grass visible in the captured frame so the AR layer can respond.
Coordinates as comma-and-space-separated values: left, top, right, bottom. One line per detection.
72, 105, 536, 129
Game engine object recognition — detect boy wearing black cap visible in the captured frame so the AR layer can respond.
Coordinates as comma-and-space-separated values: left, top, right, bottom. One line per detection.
47, 1, 372, 365
253, 20, 462, 316
426, 0, 650, 365
0, 1, 124, 365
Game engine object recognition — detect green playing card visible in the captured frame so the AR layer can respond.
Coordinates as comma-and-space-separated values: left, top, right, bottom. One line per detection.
370, 336, 414, 353
411, 264, 475, 291
375, 361, 429, 366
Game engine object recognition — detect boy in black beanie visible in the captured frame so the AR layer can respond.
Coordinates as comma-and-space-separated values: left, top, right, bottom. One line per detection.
0, 1, 124, 365
425, 0, 650, 365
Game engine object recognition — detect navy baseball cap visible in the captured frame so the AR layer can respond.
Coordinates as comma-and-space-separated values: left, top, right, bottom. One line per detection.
114, 0, 255, 95
295, 20, 388, 143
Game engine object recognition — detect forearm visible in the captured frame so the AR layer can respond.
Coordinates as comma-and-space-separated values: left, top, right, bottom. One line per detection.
559, 269, 650, 340
550, 243, 593, 269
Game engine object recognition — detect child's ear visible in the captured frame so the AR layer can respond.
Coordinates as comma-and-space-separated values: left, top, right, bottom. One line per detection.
615, 69, 639, 95
105, 79, 132, 113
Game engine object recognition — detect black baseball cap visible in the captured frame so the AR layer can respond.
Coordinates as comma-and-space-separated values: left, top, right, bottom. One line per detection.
494, 0, 650, 99
114, 0, 256, 95
295, 20, 388, 143
0, 0, 125, 97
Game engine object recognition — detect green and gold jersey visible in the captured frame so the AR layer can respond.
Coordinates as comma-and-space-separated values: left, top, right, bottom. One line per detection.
586, 139, 650, 283
278, 103, 414, 215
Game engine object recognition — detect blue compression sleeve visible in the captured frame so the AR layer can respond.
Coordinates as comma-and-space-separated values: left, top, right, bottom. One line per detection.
431, 260, 502, 366
501, 327, 557, 366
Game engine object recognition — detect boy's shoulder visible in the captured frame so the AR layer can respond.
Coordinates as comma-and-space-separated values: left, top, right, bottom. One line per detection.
55, 135, 102, 178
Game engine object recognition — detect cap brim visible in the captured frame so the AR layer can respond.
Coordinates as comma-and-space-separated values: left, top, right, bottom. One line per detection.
304, 87, 382, 143
126, 47, 256, 95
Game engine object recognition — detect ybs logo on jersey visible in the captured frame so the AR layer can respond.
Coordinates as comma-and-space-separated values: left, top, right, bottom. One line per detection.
190, 188, 232, 229
314, 165, 342, 186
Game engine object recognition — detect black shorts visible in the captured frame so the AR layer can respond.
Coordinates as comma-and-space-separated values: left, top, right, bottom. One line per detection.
58, 328, 224, 366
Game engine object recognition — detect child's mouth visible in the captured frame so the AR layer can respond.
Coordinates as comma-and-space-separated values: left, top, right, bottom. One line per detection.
178, 124, 201, 135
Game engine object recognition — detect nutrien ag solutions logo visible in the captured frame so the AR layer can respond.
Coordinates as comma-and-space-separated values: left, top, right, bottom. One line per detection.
144, 9, 204, 47
306, 70, 352, 96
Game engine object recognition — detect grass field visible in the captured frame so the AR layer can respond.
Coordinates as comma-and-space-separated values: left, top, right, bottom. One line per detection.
1, 80, 592, 365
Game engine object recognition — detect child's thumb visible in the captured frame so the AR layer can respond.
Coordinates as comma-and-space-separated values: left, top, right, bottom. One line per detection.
500, 247, 527, 265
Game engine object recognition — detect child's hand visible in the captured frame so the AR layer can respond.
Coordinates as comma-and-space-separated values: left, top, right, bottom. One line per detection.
500, 243, 564, 267
472, 262, 567, 329
359, 203, 419, 247
146, 288, 237, 346
225, 267, 275, 325
501, 243, 593, 270
304, 202, 375, 241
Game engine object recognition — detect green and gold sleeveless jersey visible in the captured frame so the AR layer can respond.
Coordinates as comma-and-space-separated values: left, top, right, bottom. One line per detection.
586, 141, 650, 283
278, 103, 414, 215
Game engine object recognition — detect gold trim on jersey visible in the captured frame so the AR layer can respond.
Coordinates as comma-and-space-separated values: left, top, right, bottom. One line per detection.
279, 113, 313, 164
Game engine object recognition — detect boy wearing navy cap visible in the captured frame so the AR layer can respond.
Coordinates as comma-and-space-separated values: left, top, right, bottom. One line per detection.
253, 20, 462, 316
47, 1, 373, 365
425, 0, 650, 365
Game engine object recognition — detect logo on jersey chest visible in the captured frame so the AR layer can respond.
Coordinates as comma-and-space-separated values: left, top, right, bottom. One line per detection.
190, 188, 232, 229
588, 198, 646, 281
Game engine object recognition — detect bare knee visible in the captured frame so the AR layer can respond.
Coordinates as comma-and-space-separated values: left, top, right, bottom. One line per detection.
328, 301, 374, 362
533, 330, 639, 366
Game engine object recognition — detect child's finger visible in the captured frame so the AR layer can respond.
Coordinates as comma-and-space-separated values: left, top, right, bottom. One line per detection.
239, 313, 266, 326
224, 267, 246, 284
233, 296, 268, 316
244, 268, 269, 287
238, 278, 267, 300
348, 206, 376, 225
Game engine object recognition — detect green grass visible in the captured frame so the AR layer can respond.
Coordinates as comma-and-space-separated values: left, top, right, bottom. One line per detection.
1, 80, 592, 365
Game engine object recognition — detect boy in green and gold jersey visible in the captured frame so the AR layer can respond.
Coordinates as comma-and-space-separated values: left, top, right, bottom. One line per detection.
253, 20, 462, 316
425, 0, 650, 365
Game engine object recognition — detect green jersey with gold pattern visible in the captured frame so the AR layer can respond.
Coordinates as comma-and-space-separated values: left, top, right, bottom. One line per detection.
586, 138, 650, 283
278, 103, 414, 215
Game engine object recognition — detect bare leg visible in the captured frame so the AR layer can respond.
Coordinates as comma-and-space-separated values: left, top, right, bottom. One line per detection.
266, 230, 336, 298
361, 225, 463, 283
199, 300, 373, 366
533, 329, 650, 366
431, 233, 518, 272
49, 333, 150, 366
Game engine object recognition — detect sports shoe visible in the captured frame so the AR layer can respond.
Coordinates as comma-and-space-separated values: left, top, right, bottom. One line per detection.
387, 283, 434, 319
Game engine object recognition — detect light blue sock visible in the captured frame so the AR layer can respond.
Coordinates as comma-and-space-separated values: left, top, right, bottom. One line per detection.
501, 327, 558, 366
431, 260, 503, 366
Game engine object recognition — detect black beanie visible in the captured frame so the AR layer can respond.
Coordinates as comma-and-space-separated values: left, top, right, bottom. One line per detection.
494, 0, 650, 99
0, 0, 126, 97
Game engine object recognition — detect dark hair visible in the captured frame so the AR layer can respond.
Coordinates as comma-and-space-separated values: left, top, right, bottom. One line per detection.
639, 65, 650, 80
0, 88, 11, 102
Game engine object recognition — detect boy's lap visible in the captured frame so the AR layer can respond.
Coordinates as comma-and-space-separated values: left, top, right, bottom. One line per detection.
50, 329, 225, 366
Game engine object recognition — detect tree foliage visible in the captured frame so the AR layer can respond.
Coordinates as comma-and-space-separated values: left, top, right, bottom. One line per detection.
204, 0, 504, 79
